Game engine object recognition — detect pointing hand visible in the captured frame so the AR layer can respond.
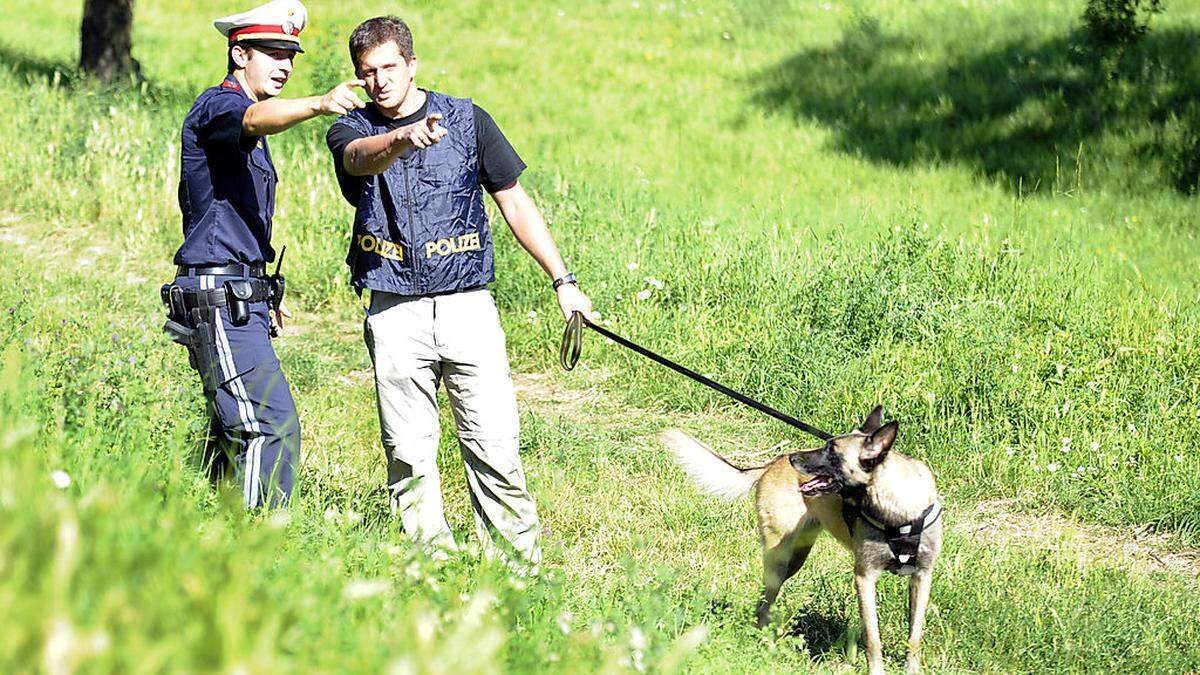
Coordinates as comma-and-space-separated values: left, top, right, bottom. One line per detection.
393, 113, 447, 149
320, 79, 366, 115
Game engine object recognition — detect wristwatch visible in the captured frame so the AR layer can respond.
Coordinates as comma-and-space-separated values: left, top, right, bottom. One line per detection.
552, 272, 577, 290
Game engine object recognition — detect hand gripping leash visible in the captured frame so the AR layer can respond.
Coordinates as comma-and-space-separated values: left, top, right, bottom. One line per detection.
560, 312, 832, 441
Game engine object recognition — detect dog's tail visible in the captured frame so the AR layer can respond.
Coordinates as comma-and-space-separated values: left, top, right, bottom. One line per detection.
658, 429, 767, 500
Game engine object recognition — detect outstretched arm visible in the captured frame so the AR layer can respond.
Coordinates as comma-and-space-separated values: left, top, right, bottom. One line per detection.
491, 180, 592, 321
243, 79, 366, 136
342, 113, 447, 176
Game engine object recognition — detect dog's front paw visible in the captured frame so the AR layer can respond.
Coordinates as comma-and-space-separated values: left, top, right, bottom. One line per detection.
754, 601, 771, 629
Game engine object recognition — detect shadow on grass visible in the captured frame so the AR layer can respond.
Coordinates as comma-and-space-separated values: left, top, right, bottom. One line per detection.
752, 18, 1200, 195
785, 608, 846, 657
0, 41, 196, 106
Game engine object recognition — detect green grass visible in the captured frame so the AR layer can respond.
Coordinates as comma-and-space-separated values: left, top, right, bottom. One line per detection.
1, 0, 1199, 672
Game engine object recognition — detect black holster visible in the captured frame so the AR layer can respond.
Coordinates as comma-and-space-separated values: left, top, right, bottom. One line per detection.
185, 309, 222, 393
160, 283, 223, 394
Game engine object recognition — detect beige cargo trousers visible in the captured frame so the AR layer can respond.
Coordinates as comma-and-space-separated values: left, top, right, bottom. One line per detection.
364, 288, 541, 566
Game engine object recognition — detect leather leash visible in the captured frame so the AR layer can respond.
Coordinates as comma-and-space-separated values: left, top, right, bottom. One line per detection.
560, 311, 832, 441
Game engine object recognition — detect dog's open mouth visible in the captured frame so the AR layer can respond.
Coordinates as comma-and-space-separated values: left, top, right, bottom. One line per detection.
798, 476, 834, 495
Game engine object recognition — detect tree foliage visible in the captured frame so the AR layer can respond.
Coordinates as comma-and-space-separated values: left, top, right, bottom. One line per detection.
1082, 0, 1165, 49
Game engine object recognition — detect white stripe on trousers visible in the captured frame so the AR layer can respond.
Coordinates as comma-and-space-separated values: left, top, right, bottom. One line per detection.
201, 275, 265, 508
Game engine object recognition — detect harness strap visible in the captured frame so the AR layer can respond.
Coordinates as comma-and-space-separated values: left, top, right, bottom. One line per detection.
842, 498, 943, 574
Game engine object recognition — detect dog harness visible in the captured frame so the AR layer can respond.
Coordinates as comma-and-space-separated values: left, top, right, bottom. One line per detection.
842, 496, 944, 576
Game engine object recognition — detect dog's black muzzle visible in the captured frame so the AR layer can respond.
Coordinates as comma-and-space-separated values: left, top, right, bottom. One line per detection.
789, 447, 843, 496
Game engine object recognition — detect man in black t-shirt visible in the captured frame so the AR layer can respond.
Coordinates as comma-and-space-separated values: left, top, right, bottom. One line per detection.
327, 104, 527, 201
325, 16, 591, 569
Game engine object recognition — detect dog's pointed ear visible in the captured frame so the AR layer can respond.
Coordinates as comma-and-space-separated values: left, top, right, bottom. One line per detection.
860, 420, 898, 467
858, 405, 884, 434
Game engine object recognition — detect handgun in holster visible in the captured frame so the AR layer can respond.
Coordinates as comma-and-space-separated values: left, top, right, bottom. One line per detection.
161, 283, 192, 346
159, 282, 222, 394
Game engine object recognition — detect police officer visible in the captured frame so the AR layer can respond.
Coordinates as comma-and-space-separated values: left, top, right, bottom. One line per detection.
164, 0, 365, 508
326, 16, 593, 565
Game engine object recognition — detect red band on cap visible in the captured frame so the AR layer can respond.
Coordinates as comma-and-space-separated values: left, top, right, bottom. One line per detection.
229, 24, 300, 43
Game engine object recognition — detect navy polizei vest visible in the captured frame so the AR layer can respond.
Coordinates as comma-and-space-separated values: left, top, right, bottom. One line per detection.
336, 91, 493, 296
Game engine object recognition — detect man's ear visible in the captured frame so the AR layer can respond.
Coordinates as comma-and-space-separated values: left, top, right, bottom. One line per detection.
858, 405, 884, 434
407, 54, 418, 80
231, 44, 251, 70
860, 420, 898, 467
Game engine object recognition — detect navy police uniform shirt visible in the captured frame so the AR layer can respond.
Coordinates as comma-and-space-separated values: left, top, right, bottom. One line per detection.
174, 75, 279, 266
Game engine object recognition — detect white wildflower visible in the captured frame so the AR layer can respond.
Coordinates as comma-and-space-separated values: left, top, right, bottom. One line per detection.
644, 276, 664, 289
1046, 463, 1059, 473
630, 626, 648, 650
626, 261, 639, 270
343, 578, 389, 601
636, 289, 652, 301
51, 470, 71, 490
414, 612, 437, 645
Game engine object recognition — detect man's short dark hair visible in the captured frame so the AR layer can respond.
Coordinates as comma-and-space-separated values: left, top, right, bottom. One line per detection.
349, 16, 414, 70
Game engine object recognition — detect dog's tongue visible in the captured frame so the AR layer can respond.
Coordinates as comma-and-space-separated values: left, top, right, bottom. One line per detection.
799, 477, 830, 493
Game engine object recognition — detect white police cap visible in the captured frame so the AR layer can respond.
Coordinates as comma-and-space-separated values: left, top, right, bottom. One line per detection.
214, 0, 307, 53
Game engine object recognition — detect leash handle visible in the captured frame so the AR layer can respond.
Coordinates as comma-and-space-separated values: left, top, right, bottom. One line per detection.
560, 310, 585, 371
560, 311, 832, 441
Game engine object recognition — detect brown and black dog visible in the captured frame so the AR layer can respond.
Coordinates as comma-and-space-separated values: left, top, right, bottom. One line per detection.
660, 407, 942, 675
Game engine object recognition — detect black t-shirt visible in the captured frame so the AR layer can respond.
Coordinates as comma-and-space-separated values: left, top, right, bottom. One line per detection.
325, 98, 526, 204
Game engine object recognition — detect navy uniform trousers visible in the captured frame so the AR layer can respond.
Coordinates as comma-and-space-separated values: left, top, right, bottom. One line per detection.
173, 271, 299, 508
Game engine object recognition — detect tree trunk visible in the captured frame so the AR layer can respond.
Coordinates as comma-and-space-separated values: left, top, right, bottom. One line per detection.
80, 0, 139, 83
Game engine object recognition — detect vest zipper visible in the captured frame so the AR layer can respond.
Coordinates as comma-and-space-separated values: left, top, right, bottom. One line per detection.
402, 159, 420, 288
